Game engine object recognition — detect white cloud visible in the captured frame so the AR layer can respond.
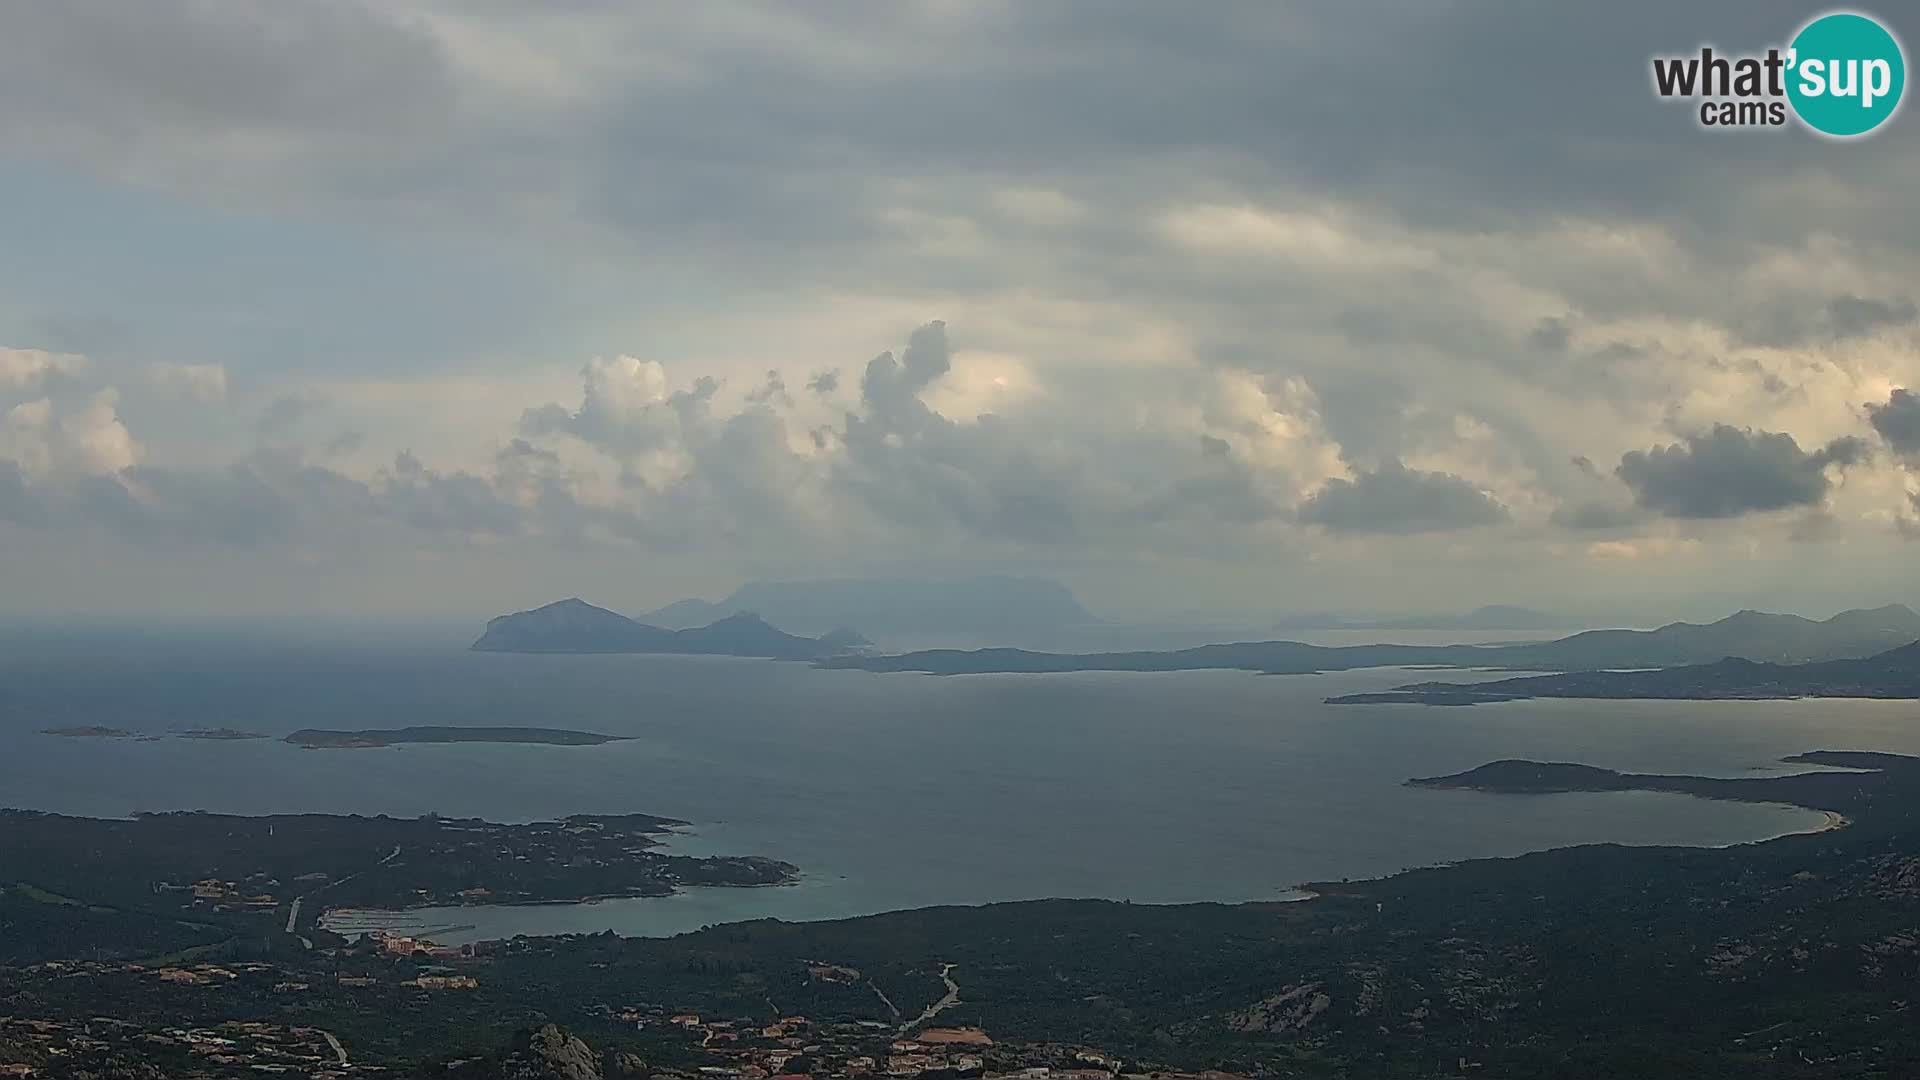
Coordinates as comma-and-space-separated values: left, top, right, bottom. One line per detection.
0, 389, 142, 476
0, 348, 88, 390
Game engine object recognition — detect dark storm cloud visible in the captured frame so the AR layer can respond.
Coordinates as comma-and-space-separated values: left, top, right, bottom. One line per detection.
383, 451, 522, 537
744, 370, 788, 406
1867, 389, 1920, 459
1295, 460, 1507, 534
1527, 316, 1575, 353
858, 320, 952, 430
1615, 425, 1868, 519
115, 463, 303, 546
572, 0, 1915, 269
0, 0, 454, 152
1828, 295, 1918, 338
0, 446, 537, 551
1742, 294, 1920, 348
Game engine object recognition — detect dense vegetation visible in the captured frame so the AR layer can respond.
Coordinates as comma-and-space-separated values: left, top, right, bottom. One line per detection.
9, 751, 1920, 1076
0, 809, 794, 964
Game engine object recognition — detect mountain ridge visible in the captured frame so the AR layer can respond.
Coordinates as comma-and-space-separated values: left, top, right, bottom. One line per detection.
470, 599, 859, 659
1334, 638, 1920, 706
822, 603, 1920, 676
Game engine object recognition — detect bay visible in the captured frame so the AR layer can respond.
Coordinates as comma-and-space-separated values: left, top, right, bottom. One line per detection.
3, 627, 1910, 942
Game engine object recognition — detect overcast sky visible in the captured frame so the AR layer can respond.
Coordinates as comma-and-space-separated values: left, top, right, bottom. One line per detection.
3, 1, 1919, 621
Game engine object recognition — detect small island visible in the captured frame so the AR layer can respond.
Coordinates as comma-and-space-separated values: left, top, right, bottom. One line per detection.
285, 726, 629, 749
1406, 749, 1915, 819
40, 725, 139, 738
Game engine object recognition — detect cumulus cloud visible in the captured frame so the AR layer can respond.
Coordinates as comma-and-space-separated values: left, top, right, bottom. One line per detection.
0, 348, 88, 390
1295, 460, 1507, 534
520, 355, 718, 461
1616, 425, 1868, 520
858, 321, 952, 429
1867, 389, 1920, 460
0, 390, 142, 476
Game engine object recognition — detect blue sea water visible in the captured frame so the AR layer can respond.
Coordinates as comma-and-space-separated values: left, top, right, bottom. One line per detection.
3, 623, 1914, 942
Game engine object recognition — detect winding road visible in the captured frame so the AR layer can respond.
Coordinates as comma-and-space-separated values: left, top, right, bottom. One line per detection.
897, 963, 960, 1037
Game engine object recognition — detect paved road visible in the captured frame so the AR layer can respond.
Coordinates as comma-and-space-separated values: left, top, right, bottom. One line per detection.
319, 1030, 349, 1067
897, 963, 959, 1037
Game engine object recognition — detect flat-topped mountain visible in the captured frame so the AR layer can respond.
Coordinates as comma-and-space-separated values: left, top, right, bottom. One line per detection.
642, 575, 1095, 637
824, 603, 1920, 676
471, 599, 859, 659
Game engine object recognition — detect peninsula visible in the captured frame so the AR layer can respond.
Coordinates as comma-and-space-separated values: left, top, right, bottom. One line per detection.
286, 726, 628, 749
0, 806, 797, 964
1330, 639, 1920, 705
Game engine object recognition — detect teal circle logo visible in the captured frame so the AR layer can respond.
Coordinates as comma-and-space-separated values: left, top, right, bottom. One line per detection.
1787, 12, 1906, 137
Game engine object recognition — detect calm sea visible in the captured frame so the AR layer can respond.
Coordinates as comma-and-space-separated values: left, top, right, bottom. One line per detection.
3, 623, 1914, 942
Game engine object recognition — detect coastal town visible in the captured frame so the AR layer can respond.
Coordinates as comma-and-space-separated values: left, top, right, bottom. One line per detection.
0, 936, 1244, 1080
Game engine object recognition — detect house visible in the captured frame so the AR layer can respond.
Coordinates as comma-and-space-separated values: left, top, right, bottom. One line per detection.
410, 975, 479, 990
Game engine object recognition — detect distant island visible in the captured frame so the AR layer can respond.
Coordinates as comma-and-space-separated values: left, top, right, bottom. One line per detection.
642, 575, 1096, 637
286, 726, 628, 749
42, 726, 270, 743
823, 604, 1920, 676
471, 598, 870, 659
1331, 639, 1920, 706
1407, 750, 1906, 815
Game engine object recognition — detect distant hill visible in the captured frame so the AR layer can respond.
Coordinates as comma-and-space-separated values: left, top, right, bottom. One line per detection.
1494, 604, 1920, 669
1336, 640, 1920, 705
824, 604, 1920, 676
641, 576, 1094, 637
1273, 605, 1569, 632
471, 599, 856, 659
